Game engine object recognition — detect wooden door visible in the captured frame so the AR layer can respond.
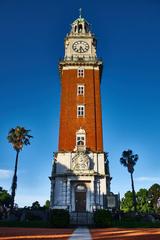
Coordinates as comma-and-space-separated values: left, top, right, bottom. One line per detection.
75, 191, 86, 212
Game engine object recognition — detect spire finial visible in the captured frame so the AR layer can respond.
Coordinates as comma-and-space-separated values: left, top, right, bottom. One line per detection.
79, 8, 82, 18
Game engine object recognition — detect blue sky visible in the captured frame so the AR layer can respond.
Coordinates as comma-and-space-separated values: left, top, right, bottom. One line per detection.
0, 0, 160, 207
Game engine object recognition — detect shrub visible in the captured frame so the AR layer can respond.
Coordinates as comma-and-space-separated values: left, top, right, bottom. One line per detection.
49, 209, 70, 227
26, 211, 42, 221
94, 209, 112, 227
0, 220, 49, 228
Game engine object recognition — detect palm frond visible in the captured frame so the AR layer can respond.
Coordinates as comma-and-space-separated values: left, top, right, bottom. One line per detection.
120, 149, 139, 173
7, 126, 33, 151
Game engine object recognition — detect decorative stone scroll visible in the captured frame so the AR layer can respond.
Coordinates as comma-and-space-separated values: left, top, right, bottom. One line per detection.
71, 152, 90, 172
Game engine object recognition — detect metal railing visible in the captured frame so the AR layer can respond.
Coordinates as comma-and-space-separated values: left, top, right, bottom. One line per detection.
70, 211, 93, 225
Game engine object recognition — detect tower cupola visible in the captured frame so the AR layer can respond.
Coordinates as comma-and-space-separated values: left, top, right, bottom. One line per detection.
70, 17, 90, 35
70, 9, 90, 35
64, 10, 97, 61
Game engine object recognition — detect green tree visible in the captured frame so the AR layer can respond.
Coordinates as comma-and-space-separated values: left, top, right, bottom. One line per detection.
136, 188, 150, 213
0, 187, 12, 219
44, 200, 50, 209
0, 187, 12, 208
31, 201, 41, 209
7, 126, 32, 211
148, 183, 160, 213
121, 191, 134, 212
120, 149, 138, 212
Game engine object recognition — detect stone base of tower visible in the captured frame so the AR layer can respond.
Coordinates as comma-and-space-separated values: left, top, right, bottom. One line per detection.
49, 150, 113, 213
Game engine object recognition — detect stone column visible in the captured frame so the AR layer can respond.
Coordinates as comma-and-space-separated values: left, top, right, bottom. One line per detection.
50, 178, 55, 207
90, 177, 95, 211
62, 178, 67, 206
66, 179, 71, 211
97, 179, 101, 206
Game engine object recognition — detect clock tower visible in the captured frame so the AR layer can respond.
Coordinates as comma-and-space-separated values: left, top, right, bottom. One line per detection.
50, 12, 113, 222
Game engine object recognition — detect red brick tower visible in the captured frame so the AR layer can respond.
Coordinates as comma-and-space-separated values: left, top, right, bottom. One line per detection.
50, 12, 112, 218
58, 17, 103, 153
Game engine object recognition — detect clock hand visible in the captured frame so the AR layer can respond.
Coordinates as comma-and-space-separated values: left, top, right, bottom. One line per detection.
79, 46, 83, 52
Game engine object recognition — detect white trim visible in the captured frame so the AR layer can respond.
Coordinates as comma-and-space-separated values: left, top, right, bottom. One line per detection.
76, 128, 86, 134
77, 84, 85, 96
77, 104, 85, 117
62, 66, 99, 70
76, 128, 86, 147
76, 134, 86, 147
77, 67, 84, 78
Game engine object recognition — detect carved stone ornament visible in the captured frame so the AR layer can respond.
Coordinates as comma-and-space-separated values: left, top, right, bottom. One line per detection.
71, 152, 90, 172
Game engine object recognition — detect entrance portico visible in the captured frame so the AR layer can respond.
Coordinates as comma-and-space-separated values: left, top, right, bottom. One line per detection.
70, 180, 93, 212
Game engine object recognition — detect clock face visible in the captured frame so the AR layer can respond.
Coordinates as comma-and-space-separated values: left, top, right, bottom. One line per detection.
72, 41, 89, 53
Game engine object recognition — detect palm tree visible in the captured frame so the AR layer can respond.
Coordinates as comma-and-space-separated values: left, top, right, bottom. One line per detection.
7, 126, 32, 211
120, 149, 138, 212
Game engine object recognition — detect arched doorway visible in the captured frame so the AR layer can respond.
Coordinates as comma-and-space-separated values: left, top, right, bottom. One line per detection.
75, 184, 86, 212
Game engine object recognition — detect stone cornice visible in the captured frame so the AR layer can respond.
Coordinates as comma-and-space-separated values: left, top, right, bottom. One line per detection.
49, 171, 106, 178
58, 59, 103, 79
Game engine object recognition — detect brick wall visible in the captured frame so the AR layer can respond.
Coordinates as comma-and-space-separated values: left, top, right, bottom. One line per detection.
58, 67, 103, 152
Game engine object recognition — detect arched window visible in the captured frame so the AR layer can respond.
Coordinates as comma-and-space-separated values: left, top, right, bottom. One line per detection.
76, 128, 86, 149
84, 23, 89, 33
75, 184, 86, 192
77, 137, 85, 146
78, 24, 83, 33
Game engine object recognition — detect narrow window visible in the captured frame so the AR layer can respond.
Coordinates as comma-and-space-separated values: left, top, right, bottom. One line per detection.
77, 85, 85, 96
76, 128, 86, 148
77, 67, 84, 78
77, 105, 85, 117
77, 136, 84, 146
78, 24, 83, 33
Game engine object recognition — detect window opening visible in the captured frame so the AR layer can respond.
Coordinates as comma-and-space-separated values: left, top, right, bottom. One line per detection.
77, 85, 85, 96
77, 105, 85, 117
76, 128, 86, 147
78, 24, 83, 33
77, 67, 84, 78
76, 184, 86, 192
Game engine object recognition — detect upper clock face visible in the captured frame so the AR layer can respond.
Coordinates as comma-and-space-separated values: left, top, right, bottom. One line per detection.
72, 41, 89, 53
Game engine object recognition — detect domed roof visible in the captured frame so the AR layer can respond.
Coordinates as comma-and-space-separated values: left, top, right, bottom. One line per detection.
72, 16, 89, 26
70, 9, 91, 35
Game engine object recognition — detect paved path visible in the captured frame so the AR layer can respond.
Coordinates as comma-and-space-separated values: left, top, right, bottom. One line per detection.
91, 228, 160, 240
69, 227, 92, 240
0, 227, 74, 239
1, 227, 160, 239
